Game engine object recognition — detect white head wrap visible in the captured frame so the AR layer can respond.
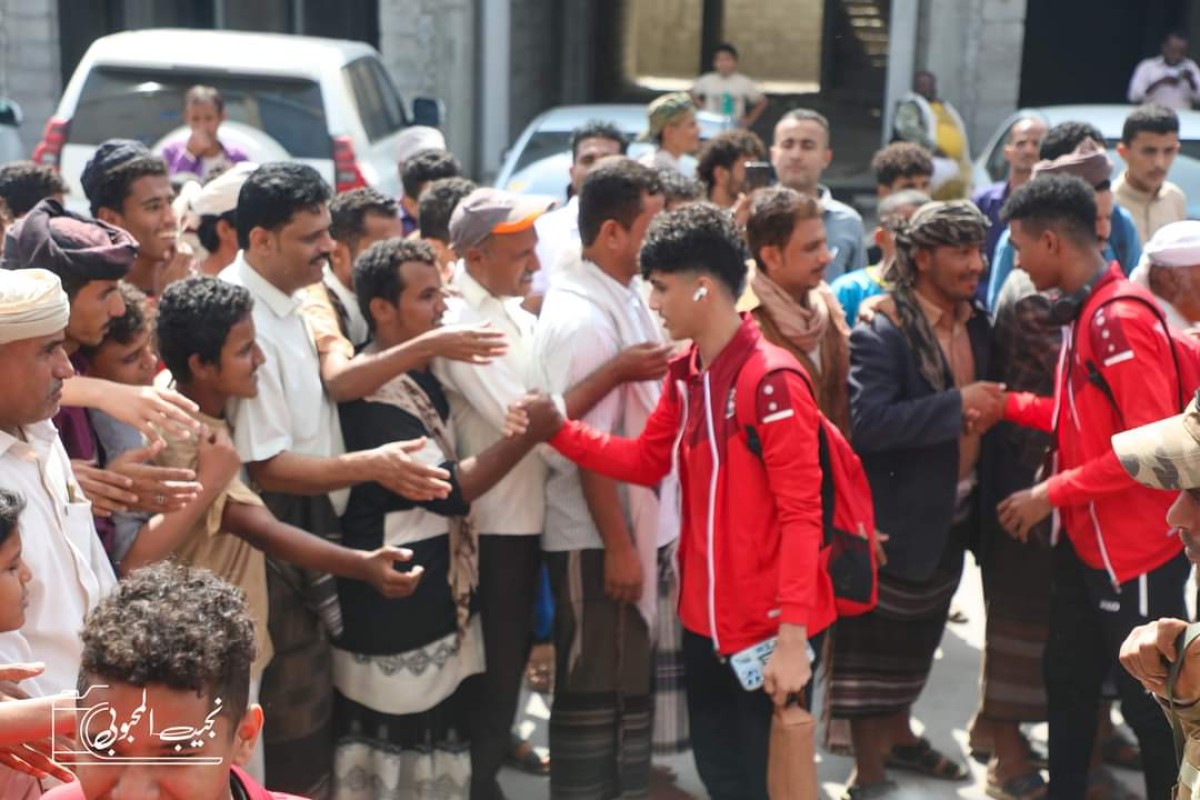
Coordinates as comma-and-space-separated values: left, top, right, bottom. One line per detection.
395, 126, 446, 164
1145, 220, 1200, 268
193, 161, 259, 219
0, 268, 69, 344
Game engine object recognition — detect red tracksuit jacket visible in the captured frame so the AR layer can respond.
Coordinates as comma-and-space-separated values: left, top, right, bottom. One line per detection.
1003, 264, 1182, 586
551, 315, 837, 655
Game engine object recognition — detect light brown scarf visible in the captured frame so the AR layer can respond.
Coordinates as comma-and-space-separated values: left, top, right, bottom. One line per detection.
750, 268, 852, 433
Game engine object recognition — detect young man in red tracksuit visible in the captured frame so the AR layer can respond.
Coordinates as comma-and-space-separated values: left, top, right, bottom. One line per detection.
509, 203, 836, 800
997, 174, 1187, 800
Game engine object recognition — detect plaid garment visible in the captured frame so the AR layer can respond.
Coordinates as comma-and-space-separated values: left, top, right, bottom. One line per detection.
652, 544, 689, 755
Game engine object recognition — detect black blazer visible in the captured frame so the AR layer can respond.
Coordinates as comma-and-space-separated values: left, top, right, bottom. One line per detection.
848, 305, 992, 582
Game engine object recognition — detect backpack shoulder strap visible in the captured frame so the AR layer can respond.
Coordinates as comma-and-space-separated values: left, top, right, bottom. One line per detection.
1083, 291, 1185, 415
734, 352, 834, 542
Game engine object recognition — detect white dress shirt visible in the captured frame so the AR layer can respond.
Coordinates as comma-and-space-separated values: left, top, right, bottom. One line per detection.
1128, 55, 1200, 110
0, 421, 116, 697
531, 196, 580, 298
434, 269, 546, 536
221, 253, 349, 514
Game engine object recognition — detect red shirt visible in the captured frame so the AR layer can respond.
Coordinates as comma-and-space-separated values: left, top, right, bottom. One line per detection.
1003, 264, 1182, 585
551, 316, 836, 654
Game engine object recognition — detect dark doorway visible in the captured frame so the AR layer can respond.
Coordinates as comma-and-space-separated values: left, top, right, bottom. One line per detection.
1019, 0, 1191, 107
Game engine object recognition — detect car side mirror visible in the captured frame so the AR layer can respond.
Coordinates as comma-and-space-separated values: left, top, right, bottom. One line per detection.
412, 97, 443, 128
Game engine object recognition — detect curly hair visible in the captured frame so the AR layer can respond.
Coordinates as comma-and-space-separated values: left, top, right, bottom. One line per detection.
745, 186, 822, 267
0, 489, 25, 548
329, 187, 398, 250
639, 202, 749, 297
353, 237, 438, 332
871, 142, 934, 188
569, 120, 628, 160
156, 275, 255, 384
696, 130, 767, 193
401, 150, 462, 201
0, 161, 69, 218
419, 177, 477, 243
79, 562, 257, 722
1001, 173, 1097, 247
87, 156, 169, 218
80, 282, 149, 359
236, 162, 331, 250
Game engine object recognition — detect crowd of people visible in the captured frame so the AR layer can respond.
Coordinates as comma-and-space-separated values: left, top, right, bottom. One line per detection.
2, 31, 1200, 800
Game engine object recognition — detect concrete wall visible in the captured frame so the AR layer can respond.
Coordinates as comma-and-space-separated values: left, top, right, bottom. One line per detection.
917, 0, 1027, 156
0, 0, 62, 156
378, 0, 477, 174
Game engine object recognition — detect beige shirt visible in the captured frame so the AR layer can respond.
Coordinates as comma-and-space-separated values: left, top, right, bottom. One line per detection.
156, 408, 273, 676
914, 290, 980, 480
1114, 173, 1187, 244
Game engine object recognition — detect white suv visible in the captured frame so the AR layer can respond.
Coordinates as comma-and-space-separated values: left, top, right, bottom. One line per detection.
35, 29, 439, 208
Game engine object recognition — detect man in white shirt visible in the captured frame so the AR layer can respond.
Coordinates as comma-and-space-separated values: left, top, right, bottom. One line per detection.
692, 41, 767, 129
533, 159, 683, 796
0, 268, 115, 698
1129, 31, 1200, 111
1130, 220, 1200, 330
221, 162, 452, 798
435, 187, 673, 798
527, 120, 628, 315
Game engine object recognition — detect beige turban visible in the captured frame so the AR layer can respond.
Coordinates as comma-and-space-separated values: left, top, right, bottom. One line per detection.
0, 268, 69, 344
1030, 138, 1113, 188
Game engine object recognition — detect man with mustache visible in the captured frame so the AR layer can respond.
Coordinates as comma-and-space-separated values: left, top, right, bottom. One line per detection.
1115, 104, 1187, 244
220, 162, 452, 798
0, 268, 117, 796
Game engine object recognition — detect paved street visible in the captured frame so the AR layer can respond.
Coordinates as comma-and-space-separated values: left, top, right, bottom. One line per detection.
501, 559, 1144, 799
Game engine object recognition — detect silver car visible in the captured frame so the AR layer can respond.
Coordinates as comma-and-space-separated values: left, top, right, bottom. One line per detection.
496, 103, 733, 202
972, 104, 1200, 218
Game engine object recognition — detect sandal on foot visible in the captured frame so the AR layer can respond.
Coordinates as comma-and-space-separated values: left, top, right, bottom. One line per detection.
841, 780, 897, 800
970, 736, 1049, 770
886, 737, 969, 780
1099, 731, 1142, 771
987, 771, 1048, 800
1086, 767, 1139, 800
505, 735, 549, 776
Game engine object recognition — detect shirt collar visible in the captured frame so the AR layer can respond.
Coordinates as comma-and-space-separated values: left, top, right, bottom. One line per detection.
232, 253, 302, 319
0, 420, 58, 457
913, 288, 972, 330
456, 267, 506, 311
323, 266, 360, 314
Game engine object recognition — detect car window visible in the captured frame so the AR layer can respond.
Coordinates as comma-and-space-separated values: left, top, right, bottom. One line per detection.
345, 58, 406, 143
70, 67, 331, 159
511, 131, 573, 175
986, 120, 1017, 183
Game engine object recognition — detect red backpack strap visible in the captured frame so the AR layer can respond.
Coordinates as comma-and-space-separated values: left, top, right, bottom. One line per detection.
734, 348, 834, 544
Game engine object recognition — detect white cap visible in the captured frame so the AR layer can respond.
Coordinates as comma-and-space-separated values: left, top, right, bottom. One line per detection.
193, 162, 259, 218
1145, 220, 1200, 268
396, 126, 446, 164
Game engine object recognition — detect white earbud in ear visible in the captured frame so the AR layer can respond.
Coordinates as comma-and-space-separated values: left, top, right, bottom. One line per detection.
692, 286, 709, 302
